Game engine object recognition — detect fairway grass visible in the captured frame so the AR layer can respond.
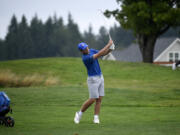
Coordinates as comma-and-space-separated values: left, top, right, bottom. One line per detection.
0, 57, 180, 135
0, 86, 180, 135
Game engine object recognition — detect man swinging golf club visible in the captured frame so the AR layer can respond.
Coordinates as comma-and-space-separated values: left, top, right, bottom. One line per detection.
74, 39, 115, 124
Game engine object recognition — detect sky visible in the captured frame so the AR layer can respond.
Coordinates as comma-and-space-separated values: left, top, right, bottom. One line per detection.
0, 0, 120, 39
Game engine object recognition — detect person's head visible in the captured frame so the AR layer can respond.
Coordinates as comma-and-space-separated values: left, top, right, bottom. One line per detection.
78, 42, 89, 54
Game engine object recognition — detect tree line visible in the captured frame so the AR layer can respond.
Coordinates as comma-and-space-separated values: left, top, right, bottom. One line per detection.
0, 13, 179, 61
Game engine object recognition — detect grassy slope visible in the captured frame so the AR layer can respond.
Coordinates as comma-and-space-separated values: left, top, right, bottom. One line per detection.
0, 57, 179, 89
0, 57, 180, 135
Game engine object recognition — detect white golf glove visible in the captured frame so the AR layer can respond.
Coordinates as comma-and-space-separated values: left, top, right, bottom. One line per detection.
108, 34, 115, 50
109, 42, 115, 50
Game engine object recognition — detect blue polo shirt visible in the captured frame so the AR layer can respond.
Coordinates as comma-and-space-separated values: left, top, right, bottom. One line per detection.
82, 49, 102, 76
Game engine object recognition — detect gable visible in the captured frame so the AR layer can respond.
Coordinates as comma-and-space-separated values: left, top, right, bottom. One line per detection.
154, 38, 180, 62
153, 37, 176, 59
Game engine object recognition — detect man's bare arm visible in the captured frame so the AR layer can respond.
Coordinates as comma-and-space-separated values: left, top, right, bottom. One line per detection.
102, 49, 112, 56
93, 39, 113, 59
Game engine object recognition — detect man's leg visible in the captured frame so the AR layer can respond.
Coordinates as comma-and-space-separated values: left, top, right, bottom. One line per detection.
93, 96, 102, 124
81, 98, 96, 112
93, 75, 104, 124
94, 96, 102, 115
74, 98, 95, 124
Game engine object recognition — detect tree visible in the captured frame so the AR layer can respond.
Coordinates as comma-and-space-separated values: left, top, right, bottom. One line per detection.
66, 13, 82, 57
105, 0, 180, 63
0, 39, 6, 60
83, 25, 98, 49
97, 26, 109, 49
18, 15, 33, 59
30, 15, 45, 57
51, 15, 68, 56
43, 16, 54, 57
5, 15, 19, 59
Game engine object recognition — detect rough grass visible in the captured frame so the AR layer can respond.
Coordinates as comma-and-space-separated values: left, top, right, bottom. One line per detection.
0, 70, 59, 87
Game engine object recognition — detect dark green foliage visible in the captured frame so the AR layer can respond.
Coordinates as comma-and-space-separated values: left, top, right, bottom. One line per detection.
106, 0, 180, 36
0, 13, 134, 60
29, 15, 45, 57
5, 15, 19, 60
65, 13, 82, 57
83, 25, 98, 49
105, 0, 180, 63
0, 12, 179, 61
18, 15, 34, 59
0, 14, 83, 60
96, 26, 109, 49
0, 39, 6, 60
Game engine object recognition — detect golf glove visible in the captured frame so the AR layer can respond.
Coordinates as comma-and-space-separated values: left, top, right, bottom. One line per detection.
109, 43, 115, 50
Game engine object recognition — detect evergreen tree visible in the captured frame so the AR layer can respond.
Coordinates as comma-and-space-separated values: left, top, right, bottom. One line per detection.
83, 25, 97, 49
0, 39, 6, 60
30, 15, 45, 57
66, 13, 82, 57
5, 15, 19, 59
17, 15, 33, 59
43, 17, 54, 57
97, 26, 109, 49
2, 12, 180, 61
51, 15, 68, 56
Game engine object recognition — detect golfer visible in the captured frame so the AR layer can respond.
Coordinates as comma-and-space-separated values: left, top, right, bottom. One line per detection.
172, 60, 180, 70
74, 39, 113, 124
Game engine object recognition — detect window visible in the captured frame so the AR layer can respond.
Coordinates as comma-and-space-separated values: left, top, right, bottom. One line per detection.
169, 53, 173, 62
169, 52, 180, 62
175, 53, 179, 62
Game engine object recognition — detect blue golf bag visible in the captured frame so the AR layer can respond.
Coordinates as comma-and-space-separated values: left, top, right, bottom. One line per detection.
0, 92, 14, 127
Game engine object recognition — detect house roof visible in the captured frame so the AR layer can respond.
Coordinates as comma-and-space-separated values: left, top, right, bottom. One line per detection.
154, 38, 180, 62
112, 37, 177, 62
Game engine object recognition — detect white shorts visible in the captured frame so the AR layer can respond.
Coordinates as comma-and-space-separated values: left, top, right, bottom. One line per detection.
87, 75, 104, 99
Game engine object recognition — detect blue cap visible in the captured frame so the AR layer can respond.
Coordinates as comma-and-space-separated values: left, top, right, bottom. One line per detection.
78, 42, 88, 50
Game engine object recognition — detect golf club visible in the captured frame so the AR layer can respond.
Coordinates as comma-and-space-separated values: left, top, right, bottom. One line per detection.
98, 9, 115, 50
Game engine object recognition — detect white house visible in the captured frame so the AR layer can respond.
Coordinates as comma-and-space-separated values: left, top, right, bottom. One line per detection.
154, 38, 180, 66
112, 37, 180, 66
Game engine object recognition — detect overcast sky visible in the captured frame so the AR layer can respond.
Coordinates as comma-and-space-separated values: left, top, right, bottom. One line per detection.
0, 0, 120, 39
